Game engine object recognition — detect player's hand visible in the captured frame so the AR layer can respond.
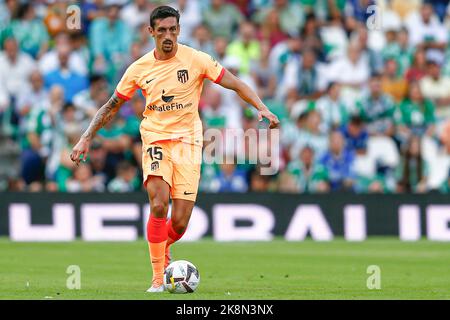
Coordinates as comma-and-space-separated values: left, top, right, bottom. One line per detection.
70, 137, 91, 165
258, 109, 280, 129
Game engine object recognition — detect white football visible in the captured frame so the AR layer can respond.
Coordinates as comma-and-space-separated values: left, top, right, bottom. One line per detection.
164, 260, 200, 293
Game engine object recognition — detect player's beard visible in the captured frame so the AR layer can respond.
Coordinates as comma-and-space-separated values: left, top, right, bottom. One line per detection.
162, 40, 174, 53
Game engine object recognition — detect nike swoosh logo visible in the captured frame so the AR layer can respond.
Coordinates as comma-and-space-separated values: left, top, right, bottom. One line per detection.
183, 191, 195, 195
146, 78, 156, 84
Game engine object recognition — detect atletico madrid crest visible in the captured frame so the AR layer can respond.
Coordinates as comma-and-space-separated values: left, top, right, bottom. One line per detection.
177, 69, 188, 83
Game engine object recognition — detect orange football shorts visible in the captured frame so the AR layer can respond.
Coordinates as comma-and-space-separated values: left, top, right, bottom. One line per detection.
142, 139, 202, 201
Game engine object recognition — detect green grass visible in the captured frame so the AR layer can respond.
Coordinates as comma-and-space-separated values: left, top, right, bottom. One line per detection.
0, 238, 449, 300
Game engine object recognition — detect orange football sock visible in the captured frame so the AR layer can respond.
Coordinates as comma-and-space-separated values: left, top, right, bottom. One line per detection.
165, 220, 186, 268
167, 220, 186, 246
147, 215, 168, 286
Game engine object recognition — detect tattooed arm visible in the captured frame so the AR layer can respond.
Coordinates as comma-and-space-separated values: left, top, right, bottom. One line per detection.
70, 93, 126, 164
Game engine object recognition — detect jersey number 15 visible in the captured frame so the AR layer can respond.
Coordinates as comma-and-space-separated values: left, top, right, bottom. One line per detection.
147, 146, 163, 161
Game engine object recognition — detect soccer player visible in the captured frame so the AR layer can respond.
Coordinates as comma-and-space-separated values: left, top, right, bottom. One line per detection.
70, 6, 279, 292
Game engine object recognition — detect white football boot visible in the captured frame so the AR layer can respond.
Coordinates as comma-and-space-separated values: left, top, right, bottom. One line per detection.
146, 285, 165, 293
146, 278, 165, 293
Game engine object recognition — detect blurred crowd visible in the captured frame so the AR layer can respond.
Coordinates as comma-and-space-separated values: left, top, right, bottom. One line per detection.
1, 0, 450, 194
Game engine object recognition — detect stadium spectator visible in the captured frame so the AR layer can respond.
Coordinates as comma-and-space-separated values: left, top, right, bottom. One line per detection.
0, 37, 35, 100
39, 33, 88, 77
253, 0, 304, 36
351, 25, 383, 74
19, 97, 52, 188
249, 168, 273, 192
316, 82, 349, 133
319, 130, 356, 191
73, 74, 108, 127
201, 87, 227, 130
87, 139, 109, 186
202, 0, 243, 39
54, 120, 81, 192
120, 0, 152, 30
199, 143, 220, 193
397, 135, 428, 193
285, 145, 329, 193
96, 116, 132, 181
381, 28, 400, 64
47, 85, 66, 121
124, 94, 144, 168
250, 41, 277, 100
43, 43, 88, 103
216, 55, 257, 131
270, 35, 302, 100
395, 27, 413, 76
405, 47, 428, 82
381, 58, 408, 103
396, 81, 436, 143
134, 23, 155, 56
341, 116, 369, 155
300, 13, 324, 61
405, 2, 447, 49
66, 162, 105, 192
212, 36, 228, 63
289, 109, 328, 161
319, 10, 348, 61
0, 0, 20, 26
89, 2, 132, 80
256, 8, 288, 49
280, 110, 309, 161
107, 160, 139, 192
187, 24, 214, 56
419, 50, 450, 120
226, 20, 260, 75
170, 0, 202, 44
327, 42, 370, 105
213, 163, 248, 193
284, 49, 325, 106
356, 73, 396, 136
16, 70, 49, 121
2, 2, 49, 59
81, 0, 106, 34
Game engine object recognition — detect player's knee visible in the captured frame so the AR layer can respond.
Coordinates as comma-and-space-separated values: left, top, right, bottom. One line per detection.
171, 218, 188, 234
151, 201, 168, 218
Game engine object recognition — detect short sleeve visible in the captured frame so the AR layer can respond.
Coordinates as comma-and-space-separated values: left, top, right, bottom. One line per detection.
196, 50, 225, 83
115, 65, 138, 101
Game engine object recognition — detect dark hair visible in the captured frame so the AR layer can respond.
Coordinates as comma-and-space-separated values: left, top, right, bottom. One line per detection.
17, 3, 32, 20
370, 71, 382, 79
117, 161, 134, 174
63, 102, 75, 111
149, 6, 180, 29
326, 81, 338, 92
349, 116, 363, 126
89, 74, 105, 84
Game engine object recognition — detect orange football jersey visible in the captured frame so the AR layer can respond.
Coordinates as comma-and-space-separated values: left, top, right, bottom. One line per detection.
115, 44, 225, 146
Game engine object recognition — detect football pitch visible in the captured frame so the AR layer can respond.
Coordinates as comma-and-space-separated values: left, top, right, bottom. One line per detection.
0, 238, 449, 300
